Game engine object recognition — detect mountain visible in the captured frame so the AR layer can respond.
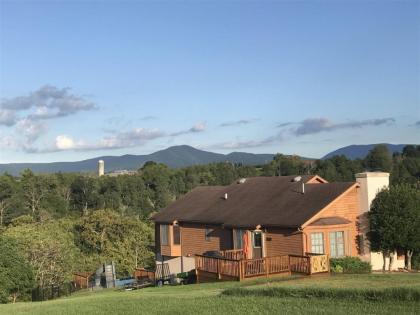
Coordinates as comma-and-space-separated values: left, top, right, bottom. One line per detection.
0, 145, 275, 176
322, 144, 409, 160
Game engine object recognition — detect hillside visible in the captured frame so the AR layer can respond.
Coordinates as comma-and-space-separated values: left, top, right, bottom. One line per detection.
0, 145, 275, 175
322, 144, 410, 160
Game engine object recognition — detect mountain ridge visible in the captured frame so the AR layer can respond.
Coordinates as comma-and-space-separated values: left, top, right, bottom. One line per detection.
0, 145, 275, 175
321, 143, 411, 160
1, 143, 414, 175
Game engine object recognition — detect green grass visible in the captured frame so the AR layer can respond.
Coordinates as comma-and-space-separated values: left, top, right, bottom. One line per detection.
1, 274, 419, 315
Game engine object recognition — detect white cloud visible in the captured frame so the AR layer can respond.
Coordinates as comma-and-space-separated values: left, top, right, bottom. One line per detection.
1, 85, 96, 121
28, 128, 166, 153
0, 109, 17, 126
207, 133, 283, 150
55, 135, 76, 150
15, 119, 48, 143
287, 117, 396, 136
170, 122, 206, 136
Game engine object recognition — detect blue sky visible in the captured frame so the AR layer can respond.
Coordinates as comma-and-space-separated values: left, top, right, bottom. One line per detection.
0, 0, 419, 163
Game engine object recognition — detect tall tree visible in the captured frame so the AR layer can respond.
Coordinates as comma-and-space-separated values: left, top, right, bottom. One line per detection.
71, 176, 98, 216
0, 175, 14, 226
0, 236, 34, 303
364, 144, 392, 172
20, 170, 48, 219
368, 184, 420, 270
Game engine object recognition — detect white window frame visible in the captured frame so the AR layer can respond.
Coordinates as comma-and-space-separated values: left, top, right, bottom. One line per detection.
329, 231, 345, 258
310, 232, 324, 254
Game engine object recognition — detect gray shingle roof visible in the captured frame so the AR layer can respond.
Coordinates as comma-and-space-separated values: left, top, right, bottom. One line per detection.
152, 176, 356, 228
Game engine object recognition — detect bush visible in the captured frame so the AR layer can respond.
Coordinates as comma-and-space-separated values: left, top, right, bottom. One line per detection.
412, 253, 420, 270
330, 257, 371, 274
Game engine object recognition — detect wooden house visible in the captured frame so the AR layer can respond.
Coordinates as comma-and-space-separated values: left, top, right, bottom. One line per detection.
152, 173, 400, 281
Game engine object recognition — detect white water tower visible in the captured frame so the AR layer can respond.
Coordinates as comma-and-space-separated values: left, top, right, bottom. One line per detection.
98, 160, 105, 177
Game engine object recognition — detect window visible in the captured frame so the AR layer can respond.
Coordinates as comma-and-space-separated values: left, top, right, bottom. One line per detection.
330, 231, 345, 258
253, 231, 262, 248
173, 225, 180, 245
310, 232, 324, 254
205, 228, 213, 241
160, 224, 169, 246
233, 229, 244, 249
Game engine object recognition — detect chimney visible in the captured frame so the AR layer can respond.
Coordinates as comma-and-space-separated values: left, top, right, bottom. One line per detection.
355, 172, 389, 213
98, 160, 105, 177
355, 172, 397, 271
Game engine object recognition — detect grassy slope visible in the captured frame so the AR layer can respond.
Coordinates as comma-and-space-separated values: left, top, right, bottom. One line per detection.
2, 274, 420, 315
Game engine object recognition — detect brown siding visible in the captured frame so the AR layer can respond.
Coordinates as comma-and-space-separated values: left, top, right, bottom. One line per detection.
265, 228, 304, 256
181, 223, 232, 256
303, 186, 361, 257
155, 223, 160, 253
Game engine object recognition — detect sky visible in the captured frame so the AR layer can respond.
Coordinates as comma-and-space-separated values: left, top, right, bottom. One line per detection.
0, 0, 419, 163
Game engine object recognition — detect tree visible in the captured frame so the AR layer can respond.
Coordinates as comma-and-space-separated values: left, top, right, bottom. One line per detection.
263, 154, 306, 176
364, 144, 392, 172
0, 236, 34, 303
4, 220, 83, 288
71, 176, 98, 216
368, 184, 420, 270
20, 170, 48, 219
0, 175, 14, 226
75, 210, 154, 276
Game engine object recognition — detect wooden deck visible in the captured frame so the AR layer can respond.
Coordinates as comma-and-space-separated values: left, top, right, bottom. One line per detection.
195, 250, 329, 282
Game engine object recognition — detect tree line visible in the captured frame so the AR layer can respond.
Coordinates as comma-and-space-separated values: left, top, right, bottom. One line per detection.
0, 144, 419, 303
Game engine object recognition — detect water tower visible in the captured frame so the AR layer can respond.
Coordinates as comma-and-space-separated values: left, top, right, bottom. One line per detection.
98, 160, 105, 177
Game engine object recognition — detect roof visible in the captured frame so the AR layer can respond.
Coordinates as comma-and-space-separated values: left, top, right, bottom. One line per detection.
152, 175, 357, 228
308, 216, 351, 226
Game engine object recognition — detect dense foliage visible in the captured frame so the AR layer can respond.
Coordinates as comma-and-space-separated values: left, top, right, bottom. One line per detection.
368, 184, 420, 270
0, 236, 34, 303
330, 257, 372, 274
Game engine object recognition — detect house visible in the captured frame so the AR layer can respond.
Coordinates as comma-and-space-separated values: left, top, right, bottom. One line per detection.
152, 172, 403, 280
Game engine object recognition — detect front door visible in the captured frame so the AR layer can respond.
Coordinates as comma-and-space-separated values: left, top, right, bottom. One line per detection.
252, 231, 263, 259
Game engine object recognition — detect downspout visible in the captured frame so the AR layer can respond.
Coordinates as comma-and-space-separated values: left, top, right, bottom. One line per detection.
298, 227, 308, 256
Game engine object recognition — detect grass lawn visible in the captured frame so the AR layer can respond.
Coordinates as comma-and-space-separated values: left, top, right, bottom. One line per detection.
1, 274, 419, 315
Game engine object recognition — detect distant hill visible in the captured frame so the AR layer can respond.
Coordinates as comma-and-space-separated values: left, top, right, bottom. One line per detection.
0, 145, 275, 176
322, 144, 410, 160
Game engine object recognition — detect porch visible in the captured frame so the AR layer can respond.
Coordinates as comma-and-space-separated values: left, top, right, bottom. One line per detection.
195, 249, 329, 282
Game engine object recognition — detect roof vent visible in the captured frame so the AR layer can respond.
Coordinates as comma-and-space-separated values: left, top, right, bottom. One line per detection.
293, 176, 302, 182
237, 178, 246, 184
224, 193, 228, 200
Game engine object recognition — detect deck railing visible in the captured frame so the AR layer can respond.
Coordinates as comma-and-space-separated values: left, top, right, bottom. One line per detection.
219, 249, 245, 260
196, 253, 329, 282
289, 255, 311, 274
195, 255, 240, 279
242, 255, 290, 279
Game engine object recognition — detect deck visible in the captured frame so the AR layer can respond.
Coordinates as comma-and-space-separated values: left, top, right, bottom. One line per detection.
195, 249, 329, 282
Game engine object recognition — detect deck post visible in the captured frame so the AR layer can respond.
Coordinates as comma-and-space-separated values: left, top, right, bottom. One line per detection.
195, 256, 200, 284
238, 260, 242, 281
265, 257, 269, 278
217, 258, 221, 280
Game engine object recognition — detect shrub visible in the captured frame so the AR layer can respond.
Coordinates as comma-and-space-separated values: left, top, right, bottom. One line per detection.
412, 253, 420, 270
330, 257, 371, 274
